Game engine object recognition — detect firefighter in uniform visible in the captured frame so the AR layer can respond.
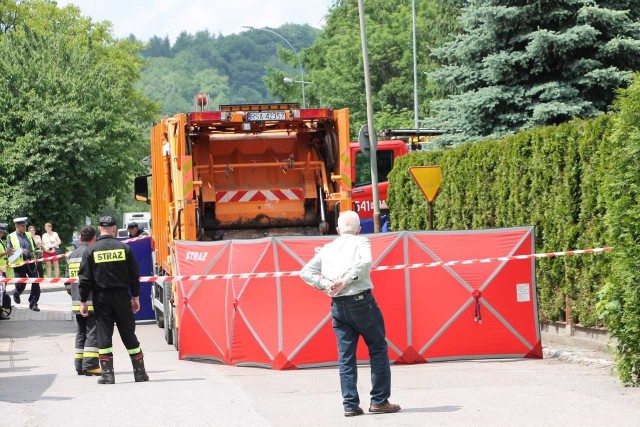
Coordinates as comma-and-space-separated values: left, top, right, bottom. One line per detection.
126, 222, 148, 238
8, 217, 40, 311
0, 223, 15, 320
78, 216, 149, 384
65, 226, 101, 376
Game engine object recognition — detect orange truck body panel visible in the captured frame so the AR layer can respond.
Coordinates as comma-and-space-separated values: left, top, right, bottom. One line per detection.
146, 104, 352, 276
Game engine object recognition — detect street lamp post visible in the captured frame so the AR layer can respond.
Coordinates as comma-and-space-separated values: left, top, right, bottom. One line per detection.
243, 25, 306, 108
412, 0, 419, 129
283, 77, 312, 85
357, 0, 382, 233
283, 76, 313, 92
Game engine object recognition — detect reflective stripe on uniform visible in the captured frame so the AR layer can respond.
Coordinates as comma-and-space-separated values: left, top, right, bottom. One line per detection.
83, 352, 99, 358
68, 261, 80, 278
74, 353, 83, 359
127, 347, 142, 355
99, 347, 113, 355
72, 304, 93, 312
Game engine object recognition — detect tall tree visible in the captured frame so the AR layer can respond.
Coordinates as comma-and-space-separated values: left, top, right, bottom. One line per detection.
142, 35, 172, 57
0, 0, 158, 241
138, 54, 229, 116
429, 0, 640, 146
137, 24, 319, 114
295, 0, 462, 134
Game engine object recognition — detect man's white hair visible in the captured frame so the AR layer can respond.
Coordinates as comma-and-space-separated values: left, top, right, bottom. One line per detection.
337, 210, 360, 235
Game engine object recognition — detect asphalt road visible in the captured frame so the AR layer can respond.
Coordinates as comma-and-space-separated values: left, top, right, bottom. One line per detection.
1, 291, 640, 426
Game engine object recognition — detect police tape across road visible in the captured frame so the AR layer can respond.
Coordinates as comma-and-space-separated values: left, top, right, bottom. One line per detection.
0, 235, 151, 271
0, 246, 613, 285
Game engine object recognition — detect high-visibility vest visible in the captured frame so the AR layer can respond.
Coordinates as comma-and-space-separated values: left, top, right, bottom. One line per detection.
0, 240, 8, 271
8, 231, 36, 265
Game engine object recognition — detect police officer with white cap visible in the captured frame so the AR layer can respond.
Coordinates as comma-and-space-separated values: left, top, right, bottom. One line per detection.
8, 217, 40, 311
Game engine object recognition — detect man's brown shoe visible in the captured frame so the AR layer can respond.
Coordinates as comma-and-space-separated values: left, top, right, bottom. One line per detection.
344, 407, 364, 417
369, 401, 401, 413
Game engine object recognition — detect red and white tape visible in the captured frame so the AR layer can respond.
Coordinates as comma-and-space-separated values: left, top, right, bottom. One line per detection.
0, 246, 612, 285
0, 235, 151, 270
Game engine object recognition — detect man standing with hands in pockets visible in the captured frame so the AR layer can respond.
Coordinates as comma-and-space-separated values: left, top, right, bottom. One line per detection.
300, 210, 400, 417
78, 215, 149, 385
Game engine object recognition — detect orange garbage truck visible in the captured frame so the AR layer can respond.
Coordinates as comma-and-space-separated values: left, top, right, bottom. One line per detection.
134, 100, 352, 347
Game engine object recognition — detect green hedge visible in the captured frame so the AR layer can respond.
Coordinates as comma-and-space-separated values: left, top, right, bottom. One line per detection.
597, 77, 640, 386
387, 76, 639, 385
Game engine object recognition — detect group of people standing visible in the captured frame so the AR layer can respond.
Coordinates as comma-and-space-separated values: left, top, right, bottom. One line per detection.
70, 216, 149, 384
0, 215, 148, 386
0, 217, 63, 312
0, 209, 400, 408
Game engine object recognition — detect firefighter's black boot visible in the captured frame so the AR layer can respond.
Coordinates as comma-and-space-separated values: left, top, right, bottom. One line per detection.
130, 352, 149, 382
97, 355, 115, 385
75, 357, 84, 375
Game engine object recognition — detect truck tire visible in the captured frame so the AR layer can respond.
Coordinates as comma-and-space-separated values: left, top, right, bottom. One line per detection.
154, 283, 165, 328
172, 321, 179, 351
164, 283, 173, 345
322, 131, 338, 171
155, 308, 165, 329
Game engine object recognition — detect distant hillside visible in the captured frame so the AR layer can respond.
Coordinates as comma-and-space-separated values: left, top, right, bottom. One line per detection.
136, 24, 319, 117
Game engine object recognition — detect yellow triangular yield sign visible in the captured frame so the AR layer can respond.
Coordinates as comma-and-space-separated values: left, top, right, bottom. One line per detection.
408, 166, 442, 203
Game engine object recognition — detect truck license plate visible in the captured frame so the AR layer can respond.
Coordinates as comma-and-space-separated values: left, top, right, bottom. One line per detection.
247, 111, 286, 121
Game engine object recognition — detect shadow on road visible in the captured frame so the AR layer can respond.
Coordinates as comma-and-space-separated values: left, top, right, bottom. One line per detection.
137, 377, 206, 383
0, 366, 40, 374
0, 374, 59, 403
0, 319, 75, 340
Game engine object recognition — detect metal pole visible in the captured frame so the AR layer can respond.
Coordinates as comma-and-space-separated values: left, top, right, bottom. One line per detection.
428, 201, 433, 230
357, 0, 381, 233
243, 26, 306, 108
412, 0, 419, 129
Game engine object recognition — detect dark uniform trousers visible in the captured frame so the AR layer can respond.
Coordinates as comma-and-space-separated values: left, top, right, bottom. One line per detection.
94, 289, 140, 352
13, 265, 40, 307
75, 313, 99, 372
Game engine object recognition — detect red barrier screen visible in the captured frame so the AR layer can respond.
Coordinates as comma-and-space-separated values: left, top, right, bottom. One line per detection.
174, 227, 541, 369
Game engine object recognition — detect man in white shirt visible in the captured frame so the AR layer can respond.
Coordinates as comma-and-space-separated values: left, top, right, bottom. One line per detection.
300, 210, 400, 417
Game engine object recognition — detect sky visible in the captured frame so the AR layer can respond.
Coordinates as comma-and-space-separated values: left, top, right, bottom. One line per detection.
56, 0, 335, 42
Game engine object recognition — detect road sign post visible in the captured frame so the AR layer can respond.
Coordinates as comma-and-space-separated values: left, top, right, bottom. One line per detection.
408, 166, 443, 230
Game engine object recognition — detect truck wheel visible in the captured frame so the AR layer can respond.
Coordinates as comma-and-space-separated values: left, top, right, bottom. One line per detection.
322, 131, 338, 171
172, 323, 179, 351
155, 308, 165, 329
164, 310, 173, 345
164, 283, 173, 345
153, 283, 165, 328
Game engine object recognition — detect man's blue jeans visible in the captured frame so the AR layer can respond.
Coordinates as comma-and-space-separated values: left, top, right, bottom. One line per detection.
331, 291, 391, 410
